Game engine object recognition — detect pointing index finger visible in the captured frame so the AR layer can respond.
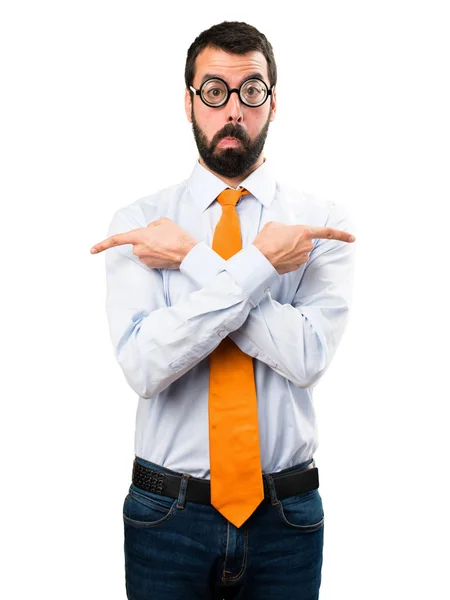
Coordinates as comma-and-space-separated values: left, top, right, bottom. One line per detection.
307, 226, 355, 243
90, 231, 138, 254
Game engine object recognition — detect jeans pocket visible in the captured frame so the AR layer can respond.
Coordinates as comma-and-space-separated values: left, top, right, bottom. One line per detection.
276, 488, 325, 531
123, 484, 177, 528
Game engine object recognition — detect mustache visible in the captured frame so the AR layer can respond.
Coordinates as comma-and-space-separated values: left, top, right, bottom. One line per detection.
211, 124, 250, 149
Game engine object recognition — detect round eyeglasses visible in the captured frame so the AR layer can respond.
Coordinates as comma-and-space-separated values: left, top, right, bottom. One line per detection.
189, 77, 273, 108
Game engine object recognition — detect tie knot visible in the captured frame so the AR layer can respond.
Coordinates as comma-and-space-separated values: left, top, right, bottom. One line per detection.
216, 187, 250, 207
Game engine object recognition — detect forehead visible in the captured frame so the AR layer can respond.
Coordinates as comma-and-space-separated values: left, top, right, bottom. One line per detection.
193, 47, 269, 85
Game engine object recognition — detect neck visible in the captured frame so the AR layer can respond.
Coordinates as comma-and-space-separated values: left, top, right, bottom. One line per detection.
198, 154, 265, 189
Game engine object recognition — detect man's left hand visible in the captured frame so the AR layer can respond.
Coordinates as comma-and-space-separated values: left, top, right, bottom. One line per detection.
90, 217, 199, 269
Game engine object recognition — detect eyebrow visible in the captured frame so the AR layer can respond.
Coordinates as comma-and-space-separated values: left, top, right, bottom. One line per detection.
199, 72, 267, 87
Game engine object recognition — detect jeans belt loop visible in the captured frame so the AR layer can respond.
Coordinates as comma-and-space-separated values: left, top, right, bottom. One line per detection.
263, 474, 279, 506
177, 474, 190, 510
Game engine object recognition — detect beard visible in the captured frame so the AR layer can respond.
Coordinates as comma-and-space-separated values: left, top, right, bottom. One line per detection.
191, 108, 271, 178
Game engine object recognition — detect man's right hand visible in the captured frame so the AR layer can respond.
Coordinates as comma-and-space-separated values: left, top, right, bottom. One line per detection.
252, 221, 355, 275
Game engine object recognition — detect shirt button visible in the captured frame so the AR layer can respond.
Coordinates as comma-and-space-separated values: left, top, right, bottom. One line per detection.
264, 287, 270, 293
218, 330, 226, 338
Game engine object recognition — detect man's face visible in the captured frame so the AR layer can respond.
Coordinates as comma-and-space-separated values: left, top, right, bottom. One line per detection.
185, 47, 277, 179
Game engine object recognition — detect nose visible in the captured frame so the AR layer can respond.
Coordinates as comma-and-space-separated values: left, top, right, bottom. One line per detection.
225, 90, 243, 123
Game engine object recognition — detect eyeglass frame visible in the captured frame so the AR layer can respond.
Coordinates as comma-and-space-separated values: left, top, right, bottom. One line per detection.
189, 76, 274, 108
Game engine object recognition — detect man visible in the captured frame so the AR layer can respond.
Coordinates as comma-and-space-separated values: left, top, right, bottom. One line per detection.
91, 21, 355, 600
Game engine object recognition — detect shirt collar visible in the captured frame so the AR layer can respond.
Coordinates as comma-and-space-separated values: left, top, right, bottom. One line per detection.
187, 158, 276, 212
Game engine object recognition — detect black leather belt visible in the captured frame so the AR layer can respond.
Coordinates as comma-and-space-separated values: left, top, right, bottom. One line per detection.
131, 458, 319, 504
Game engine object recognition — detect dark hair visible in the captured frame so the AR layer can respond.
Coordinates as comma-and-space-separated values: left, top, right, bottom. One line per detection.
185, 21, 277, 91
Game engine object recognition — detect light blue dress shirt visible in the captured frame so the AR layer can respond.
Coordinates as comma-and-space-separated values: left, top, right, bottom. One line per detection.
104, 159, 355, 478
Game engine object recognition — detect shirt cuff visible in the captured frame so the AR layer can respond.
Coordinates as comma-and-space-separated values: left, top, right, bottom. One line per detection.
225, 243, 281, 308
180, 242, 226, 287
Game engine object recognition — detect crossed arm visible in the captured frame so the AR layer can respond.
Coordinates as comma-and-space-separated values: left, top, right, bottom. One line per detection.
95, 205, 355, 399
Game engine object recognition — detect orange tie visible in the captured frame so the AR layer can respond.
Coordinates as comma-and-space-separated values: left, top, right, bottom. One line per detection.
208, 187, 264, 528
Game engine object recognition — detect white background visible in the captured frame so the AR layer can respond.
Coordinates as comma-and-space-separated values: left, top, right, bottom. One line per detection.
1, 1, 449, 598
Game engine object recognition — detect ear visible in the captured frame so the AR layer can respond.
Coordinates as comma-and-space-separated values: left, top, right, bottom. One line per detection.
269, 86, 277, 122
185, 88, 193, 123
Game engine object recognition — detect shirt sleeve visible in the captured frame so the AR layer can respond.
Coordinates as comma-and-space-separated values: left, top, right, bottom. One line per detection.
228, 202, 356, 388
181, 202, 356, 389
180, 240, 281, 307
104, 208, 279, 399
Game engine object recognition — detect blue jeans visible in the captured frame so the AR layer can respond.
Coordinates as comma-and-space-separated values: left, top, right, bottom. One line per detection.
123, 456, 324, 599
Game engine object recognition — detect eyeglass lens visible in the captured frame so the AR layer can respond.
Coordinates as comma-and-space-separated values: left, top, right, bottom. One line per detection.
201, 78, 268, 107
